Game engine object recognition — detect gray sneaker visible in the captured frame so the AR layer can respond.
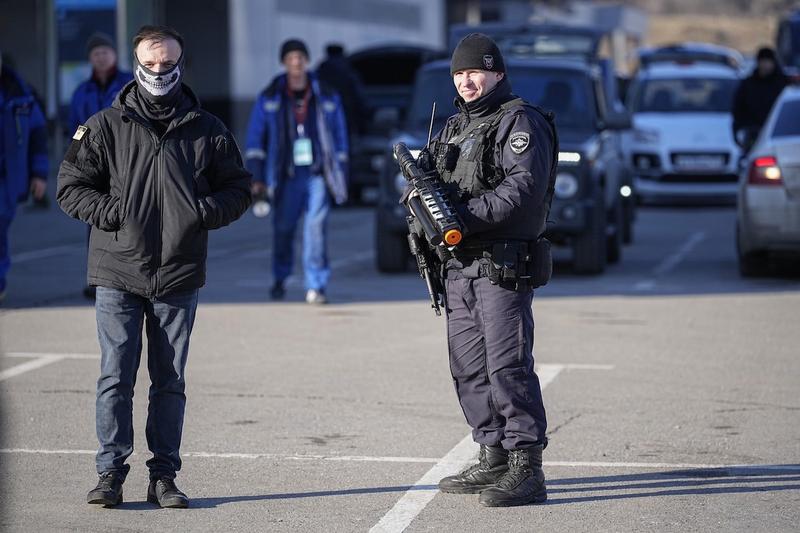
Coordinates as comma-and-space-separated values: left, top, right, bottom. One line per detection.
305, 289, 328, 305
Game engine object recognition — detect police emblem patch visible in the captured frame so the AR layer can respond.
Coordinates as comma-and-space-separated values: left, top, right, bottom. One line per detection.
509, 131, 530, 154
73, 125, 88, 140
483, 54, 494, 70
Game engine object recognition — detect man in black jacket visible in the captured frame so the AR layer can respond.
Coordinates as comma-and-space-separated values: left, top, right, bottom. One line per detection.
429, 34, 557, 508
57, 25, 251, 509
732, 47, 789, 150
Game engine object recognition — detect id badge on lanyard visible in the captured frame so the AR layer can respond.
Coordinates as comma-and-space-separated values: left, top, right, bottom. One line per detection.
293, 123, 313, 167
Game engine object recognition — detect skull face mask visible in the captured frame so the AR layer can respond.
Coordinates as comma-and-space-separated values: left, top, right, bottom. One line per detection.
134, 52, 184, 104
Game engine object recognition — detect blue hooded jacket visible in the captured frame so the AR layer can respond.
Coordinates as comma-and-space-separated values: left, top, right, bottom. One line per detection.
244, 73, 349, 205
68, 68, 133, 135
0, 66, 48, 214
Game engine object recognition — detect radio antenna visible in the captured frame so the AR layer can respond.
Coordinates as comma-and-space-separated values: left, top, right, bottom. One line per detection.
426, 101, 437, 147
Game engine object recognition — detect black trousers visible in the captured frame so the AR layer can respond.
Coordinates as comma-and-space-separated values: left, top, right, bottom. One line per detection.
444, 275, 547, 450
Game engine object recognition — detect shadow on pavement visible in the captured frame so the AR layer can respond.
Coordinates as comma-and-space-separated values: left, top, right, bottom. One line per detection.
134, 484, 438, 510
545, 465, 800, 505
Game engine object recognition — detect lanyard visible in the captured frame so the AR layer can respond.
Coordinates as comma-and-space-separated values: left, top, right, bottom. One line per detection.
288, 85, 311, 135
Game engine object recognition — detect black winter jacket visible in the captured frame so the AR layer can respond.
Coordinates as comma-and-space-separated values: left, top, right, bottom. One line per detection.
732, 69, 789, 134
57, 82, 252, 297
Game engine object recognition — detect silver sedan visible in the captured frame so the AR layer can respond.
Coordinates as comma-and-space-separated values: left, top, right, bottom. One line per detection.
737, 86, 800, 276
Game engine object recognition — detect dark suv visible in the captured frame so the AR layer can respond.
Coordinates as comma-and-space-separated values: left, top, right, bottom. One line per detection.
375, 58, 630, 274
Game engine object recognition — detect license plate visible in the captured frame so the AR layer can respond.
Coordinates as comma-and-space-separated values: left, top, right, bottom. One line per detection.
674, 155, 725, 171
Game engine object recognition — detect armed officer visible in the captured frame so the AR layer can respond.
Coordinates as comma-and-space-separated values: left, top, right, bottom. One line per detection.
424, 33, 557, 507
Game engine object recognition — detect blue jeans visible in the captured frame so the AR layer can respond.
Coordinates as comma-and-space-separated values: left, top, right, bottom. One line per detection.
0, 178, 15, 294
94, 286, 199, 480
272, 168, 331, 291
0, 212, 12, 294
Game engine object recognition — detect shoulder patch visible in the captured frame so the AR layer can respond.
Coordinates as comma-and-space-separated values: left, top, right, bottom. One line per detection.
509, 131, 530, 154
72, 125, 89, 140
65, 126, 91, 164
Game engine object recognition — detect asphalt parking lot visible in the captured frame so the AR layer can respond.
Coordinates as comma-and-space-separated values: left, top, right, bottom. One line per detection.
1, 199, 799, 532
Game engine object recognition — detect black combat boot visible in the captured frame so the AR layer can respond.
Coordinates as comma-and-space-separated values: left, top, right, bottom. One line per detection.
478, 446, 547, 507
87, 472, 124, 506
439, 444, 509, 494
147, 477, 189, 508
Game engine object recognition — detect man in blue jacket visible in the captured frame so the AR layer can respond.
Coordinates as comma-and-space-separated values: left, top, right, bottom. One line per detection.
245, 39, 348, 304
0, 55, 48, 303
69, 33, 133, 299
69, 33, 133, 135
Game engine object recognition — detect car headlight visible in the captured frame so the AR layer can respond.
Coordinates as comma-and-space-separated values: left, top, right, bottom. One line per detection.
554, 172, 579, 199
394, 173, 407, 195
633, 128, 660, 144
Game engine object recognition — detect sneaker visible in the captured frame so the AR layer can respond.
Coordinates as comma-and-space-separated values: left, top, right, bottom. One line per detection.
305, 289, 328, 305
147, 477, 189, 508
270, 282, 286, 300
87, 472, 124, 506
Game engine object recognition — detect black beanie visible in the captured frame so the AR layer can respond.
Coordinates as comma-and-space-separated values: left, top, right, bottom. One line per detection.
86, 32, 115, 55
756, 47, 777, 62
450, 33, 505, 76
280, 39, 309, 62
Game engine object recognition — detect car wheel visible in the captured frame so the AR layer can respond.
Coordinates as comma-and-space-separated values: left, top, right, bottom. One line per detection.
606, 198, 623, 264
738, 250, 770, 277
622, 195, 635, 244
736, 223, 769, 277
376, 230, 409, 273
573, 190, 607, 275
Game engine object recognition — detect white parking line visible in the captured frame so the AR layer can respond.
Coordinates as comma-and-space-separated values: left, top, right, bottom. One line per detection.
635, 231, 706, 291
0, 353, 99, 382
235, 250, 375, 288
369, 364, 566, 533
1, 448, 798, 474
0, 355, 65, 382
10, 244, 81, 264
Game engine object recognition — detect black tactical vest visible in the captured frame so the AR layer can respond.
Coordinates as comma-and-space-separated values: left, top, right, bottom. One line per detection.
435, 98, 559, 237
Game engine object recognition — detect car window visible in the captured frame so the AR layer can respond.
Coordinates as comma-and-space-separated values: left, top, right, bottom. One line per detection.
632, 78, 737, 113
407, 67, 596, 132
771, 99, 800, 137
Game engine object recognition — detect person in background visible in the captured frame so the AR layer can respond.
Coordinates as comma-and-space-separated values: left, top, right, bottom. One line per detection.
317, 43, 369, 138
245, 39, 349, 305
0, 52, 48, 304
732, 47, 789, 152
69, 32, 133, 299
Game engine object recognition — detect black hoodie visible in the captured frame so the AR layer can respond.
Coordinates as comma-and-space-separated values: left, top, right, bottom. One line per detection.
57, 81, 252, 297
732, 50, 789, 133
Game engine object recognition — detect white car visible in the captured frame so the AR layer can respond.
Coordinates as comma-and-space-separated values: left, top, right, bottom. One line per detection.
737, 86, 800, 276
624, 62, 742, 203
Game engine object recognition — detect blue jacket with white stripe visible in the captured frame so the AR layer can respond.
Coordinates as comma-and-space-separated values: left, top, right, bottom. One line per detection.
244, 73, 349, 205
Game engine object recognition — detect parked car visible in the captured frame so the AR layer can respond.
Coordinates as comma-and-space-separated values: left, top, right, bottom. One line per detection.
376, 58, 630, 274
736, 85, 800, 276
345, 45, 445, 201
624, 59, 742, 204
638, 43, 745, 72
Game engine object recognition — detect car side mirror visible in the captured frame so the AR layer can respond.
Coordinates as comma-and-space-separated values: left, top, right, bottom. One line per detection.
602, 112, 632, 131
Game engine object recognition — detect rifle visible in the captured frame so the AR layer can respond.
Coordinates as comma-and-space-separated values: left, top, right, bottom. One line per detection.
394, 142, 464, 316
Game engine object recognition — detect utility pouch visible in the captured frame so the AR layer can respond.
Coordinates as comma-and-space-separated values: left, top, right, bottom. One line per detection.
530, 238, 552, 288
435, 143, 460, 172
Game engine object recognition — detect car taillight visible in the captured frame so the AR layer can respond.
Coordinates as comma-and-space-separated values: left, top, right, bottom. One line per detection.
748, 156, 783, 186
